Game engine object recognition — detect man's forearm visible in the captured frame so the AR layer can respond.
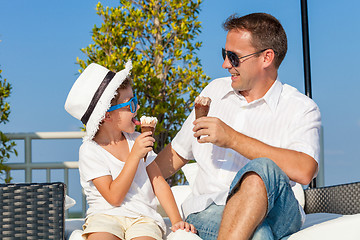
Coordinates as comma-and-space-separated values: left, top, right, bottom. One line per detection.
155, 143, 189, 179
229, 130, 318, 185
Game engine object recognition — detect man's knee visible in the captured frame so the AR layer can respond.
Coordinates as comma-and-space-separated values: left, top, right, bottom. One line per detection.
235, 171, 265, 193
227, 157, 291, 205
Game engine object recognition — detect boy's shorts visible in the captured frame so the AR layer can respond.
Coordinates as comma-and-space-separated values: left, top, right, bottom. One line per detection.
82, 214, 163, 240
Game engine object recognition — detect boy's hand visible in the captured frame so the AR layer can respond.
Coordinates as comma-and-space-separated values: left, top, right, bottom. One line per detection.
171, 220, 197, 233
131, 131, 155, 160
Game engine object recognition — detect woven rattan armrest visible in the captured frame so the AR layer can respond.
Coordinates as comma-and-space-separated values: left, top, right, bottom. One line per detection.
304, 181, 360, 215
0, 182, 65, 240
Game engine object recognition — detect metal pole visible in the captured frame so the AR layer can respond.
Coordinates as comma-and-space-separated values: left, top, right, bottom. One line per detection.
301, 0, 316, 188
301, 0, 312, 99
24, 136, 32, 183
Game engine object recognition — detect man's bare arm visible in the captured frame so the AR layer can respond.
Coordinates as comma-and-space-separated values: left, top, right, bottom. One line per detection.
229, 133, 318, 185
155, 143, 189, 179
193, 117, 318, 185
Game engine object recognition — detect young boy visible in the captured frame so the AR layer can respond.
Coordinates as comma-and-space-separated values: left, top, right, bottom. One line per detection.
65, 61, 196, 240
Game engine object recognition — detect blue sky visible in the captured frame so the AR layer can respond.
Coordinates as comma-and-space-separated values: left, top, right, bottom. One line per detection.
1, 0, 360, 193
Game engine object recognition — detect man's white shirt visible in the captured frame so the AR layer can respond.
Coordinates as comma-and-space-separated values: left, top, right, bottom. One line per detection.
172, 77, 321, 219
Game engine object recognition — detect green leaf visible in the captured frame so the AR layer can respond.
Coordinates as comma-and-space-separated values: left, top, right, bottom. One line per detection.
0, 64, 16, 182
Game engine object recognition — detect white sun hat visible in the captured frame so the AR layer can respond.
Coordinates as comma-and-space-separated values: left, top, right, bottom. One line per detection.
65, 60, 132, 141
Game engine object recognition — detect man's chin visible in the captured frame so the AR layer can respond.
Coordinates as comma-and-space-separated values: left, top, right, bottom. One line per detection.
231, 82, 242, 91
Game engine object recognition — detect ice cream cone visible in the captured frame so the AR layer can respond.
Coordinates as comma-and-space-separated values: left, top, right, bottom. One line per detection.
195, 96, 211, 119
141, 125, 155, 137
140, 116, 158, 161
194, 96, 211, 139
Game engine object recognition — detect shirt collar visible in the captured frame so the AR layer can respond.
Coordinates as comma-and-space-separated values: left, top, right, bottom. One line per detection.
262, 79, 282, 113
222, 78, 283, 112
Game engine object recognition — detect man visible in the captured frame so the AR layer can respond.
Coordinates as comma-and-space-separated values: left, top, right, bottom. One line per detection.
155, 12, 321, 240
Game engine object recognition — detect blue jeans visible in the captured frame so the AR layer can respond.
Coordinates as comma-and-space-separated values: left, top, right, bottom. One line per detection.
186, 158, 302, 240
186, 203, 225, 239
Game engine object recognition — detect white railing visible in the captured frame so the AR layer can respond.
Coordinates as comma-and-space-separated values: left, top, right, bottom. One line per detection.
4, 131, 87, 217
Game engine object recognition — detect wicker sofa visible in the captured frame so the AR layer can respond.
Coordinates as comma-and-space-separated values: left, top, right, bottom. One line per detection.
288, 181, 360, 239
0, 182, 65, 240
1, 176, 359, 239
65, 163, 360, 240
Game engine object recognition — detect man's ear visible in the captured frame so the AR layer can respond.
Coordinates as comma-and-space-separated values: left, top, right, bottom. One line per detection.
263, 49, 276, 68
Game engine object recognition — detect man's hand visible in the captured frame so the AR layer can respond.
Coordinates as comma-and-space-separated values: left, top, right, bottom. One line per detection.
193, 117, 235, 148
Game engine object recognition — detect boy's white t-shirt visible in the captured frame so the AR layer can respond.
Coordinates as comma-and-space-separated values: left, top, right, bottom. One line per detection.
79, 131, 166, 232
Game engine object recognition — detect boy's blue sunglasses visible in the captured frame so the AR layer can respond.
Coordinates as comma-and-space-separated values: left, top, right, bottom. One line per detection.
107, 96, 138, 113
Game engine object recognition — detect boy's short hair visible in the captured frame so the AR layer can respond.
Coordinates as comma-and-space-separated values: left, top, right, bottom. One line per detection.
110, 76, 132, 106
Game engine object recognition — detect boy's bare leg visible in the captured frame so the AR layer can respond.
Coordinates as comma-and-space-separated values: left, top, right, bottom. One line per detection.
87, 233, 156, 240
217, 172, 268, 240
132, 237, 156, 240
87, 232, 121, 240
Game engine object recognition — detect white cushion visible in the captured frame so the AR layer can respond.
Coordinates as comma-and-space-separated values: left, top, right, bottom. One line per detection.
167, 229, 202, 240
68, 229, 83, 240
291, 183, 305, 209
65, 214, 360, 240
65, 195, 76, 210
65, 218, 84, 240
288, 213, 360, 239
301, 213, 342, 229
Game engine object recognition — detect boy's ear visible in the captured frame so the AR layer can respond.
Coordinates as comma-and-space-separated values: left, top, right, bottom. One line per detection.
103, 112, 111, 121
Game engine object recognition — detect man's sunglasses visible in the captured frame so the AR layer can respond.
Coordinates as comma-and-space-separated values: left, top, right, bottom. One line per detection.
222, 48, 268, 67
107, 96, 138, 113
